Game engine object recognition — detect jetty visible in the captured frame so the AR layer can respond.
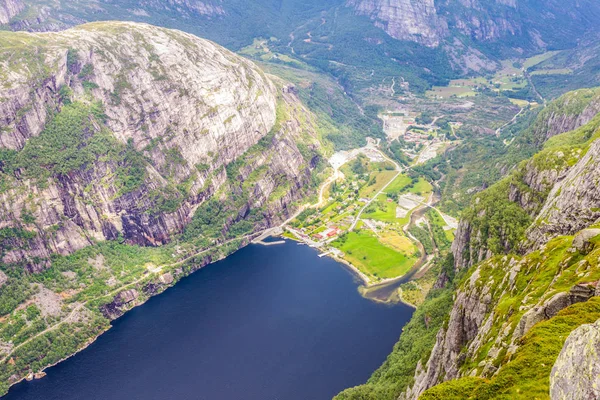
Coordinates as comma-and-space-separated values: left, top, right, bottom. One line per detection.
252, 227, 285, 246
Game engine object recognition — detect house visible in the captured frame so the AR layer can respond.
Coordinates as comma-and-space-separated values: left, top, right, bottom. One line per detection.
322, 227, 341, 238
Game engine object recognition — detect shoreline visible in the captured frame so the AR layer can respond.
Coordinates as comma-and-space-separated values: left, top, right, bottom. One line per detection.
280, 231, 417, 307
0, 225, 270, 396
2, 230, 409, 396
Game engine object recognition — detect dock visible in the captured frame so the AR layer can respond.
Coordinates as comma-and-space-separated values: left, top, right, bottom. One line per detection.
252, 227, 285, 246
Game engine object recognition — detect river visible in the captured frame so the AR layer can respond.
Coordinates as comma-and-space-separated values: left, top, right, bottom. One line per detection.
4, 240, 413, 400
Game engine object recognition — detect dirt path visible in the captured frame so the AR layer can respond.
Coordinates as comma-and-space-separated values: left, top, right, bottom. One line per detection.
524, 69, 546, 105
496, 107, 525, 137
314, 168, 344, 209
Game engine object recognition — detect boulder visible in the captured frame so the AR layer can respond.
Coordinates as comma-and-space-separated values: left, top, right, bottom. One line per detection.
550, 319, 600, 400
572, 229, 600, 254
117, 289, 138, 305
516, 285, 596, 339
159, 273, 174, 285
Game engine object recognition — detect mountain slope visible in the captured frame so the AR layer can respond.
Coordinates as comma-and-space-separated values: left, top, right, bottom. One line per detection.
336, 88, 600, 400
0, 22, 325, 395
404, 100, 600, 398
451, 88, 600, 271
0, 21, 323, 271
7, 0, 600, 95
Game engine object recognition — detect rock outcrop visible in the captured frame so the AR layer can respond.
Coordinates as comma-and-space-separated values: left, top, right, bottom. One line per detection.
0, 0, 25, 24
451, 94, 600, 272
0, 22, 322, 269
530, 88, 600, 146
550, 319, 600, 400
346, 0, 445, 47
403, 243, 600, 399
527, 139, 600, 248
0, 0, 23, 24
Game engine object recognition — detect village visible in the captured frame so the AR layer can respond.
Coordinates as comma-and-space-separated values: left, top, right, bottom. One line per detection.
283, 132, 458, 285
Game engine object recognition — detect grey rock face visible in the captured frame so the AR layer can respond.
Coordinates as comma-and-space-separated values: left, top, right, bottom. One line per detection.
452, 107, 600, 272
0, 22, 321, 267
146, 0, 225, 16
346, 0, 444, 47
527, 139, 600, 248
532, 96, 600, 145
515, 285, 596, 339
402, 266, 493, 399
573, 229, 600, 254
117, 289, 139, 305
550, 319, 600, 400
0, 0, 23, 24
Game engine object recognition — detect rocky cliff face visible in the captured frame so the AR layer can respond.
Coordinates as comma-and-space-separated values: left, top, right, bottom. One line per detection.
401, 95, 600, 398
530, 88, 600, 146
346, 0, 445, 47
346, 0, 600, 72
526, 139, 600, 248
404, 233, 600, 399
451, 92, 600, 272
346, 0, 520, 47
0, 0, 23, 24
133, 0, 225, 17
550, 319, 600, 400
0, 22, 321, 271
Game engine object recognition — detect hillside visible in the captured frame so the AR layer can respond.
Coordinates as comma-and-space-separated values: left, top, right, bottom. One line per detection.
336, 87, 600, 400
0, 21, 324, 395
4, 0, 600, 95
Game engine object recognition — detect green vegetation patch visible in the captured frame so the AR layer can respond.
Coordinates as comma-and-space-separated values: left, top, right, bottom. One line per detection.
420, 297, 600, 400
332, 230, 416, 280
461, 178, 532, 255
363, 196, 399, 223
1, 101, 148, 195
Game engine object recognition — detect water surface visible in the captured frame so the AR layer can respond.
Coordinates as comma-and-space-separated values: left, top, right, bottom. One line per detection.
5, 241, 413, 400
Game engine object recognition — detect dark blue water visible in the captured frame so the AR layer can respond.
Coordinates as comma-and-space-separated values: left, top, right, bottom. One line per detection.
4, 241, 413, 400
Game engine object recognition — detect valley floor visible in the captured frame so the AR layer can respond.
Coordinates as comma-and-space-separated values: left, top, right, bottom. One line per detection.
284, 137, 456, 304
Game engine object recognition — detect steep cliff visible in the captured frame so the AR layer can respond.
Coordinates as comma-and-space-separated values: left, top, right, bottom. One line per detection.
395, 100, 600, 399
345, 0, 600, 73
407, 237, 600, 399
345, 0, 444, 47
451, 90, 600, 271
0, 0, 23, 24
347, 0, 600, 52
0, 22, 322, 270
0, 21, 324, 395
530, 88, 600, 146
527, 138, 600, 248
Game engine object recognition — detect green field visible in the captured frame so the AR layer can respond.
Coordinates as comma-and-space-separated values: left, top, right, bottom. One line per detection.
359, 170, 397, 198
523, 51, 561, 69
530, 68, 572, 76
409, 178, 433, 195
332, 230, 417, 280
363, 195, 398, 223
426, 86, 477, 99
385, 174, 412, 194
